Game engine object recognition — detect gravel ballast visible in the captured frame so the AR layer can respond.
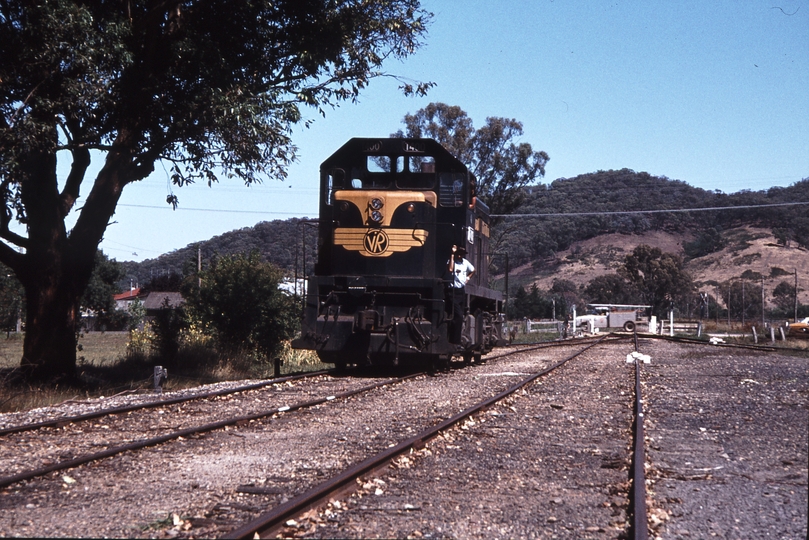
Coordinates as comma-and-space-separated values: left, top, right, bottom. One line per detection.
0, 339, 806, 539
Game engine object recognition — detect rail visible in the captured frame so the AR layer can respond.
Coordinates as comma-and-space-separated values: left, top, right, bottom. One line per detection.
224, 335, 614, 539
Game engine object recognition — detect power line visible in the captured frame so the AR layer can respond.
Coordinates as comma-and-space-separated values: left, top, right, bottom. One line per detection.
117, 203, 314, 216
492, 201, 809, 218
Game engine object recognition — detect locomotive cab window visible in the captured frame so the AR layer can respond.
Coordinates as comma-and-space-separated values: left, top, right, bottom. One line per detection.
367, 155, 393, 173
439, 173, 467, 207
395, 155, 436, 189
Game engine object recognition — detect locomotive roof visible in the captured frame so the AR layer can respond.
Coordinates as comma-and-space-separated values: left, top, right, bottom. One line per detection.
320, 138, 468, 172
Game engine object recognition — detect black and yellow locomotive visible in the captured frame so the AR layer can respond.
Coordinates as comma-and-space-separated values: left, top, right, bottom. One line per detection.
292, 138, 506, 368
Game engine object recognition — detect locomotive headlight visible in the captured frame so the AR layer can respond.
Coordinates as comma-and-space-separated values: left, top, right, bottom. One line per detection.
370, 210, 384, 222
370, 198, 383, 210
407, 203, 415, 213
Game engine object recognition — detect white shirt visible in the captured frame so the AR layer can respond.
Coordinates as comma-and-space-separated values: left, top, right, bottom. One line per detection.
449, 257, 475, 288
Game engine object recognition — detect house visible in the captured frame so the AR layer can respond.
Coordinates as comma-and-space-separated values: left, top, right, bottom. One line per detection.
113, 287, 148, 311
142, 292, 185, 316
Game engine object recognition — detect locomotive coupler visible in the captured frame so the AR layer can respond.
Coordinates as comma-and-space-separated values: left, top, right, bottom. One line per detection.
354, 309, 380, 331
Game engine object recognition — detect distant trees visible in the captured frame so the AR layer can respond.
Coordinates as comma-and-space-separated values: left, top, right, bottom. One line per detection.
772, 280, 797, 316
683, 227, 726, 259
494, 172, 809, 271
583, 274, 639, 305
119, 218, 318, 293
0, 263, 23, 333
81, 252, 124, 328
508, 280, 578, 320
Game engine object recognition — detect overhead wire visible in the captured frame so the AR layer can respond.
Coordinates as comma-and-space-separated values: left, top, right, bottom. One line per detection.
492, 200, 809, 218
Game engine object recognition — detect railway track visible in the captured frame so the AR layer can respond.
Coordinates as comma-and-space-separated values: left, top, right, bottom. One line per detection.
225, 336, 620, 538
0, 338, 609, 491
0, 370, 330, 436
223, 333, 805, 539
0, 335, 603, 438
1, 335, 804, 538
0, 371, 426, 489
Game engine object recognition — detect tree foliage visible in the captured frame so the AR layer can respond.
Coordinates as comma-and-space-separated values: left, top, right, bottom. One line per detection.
508, 281, 576, 320
619, 245, 693, 317
0, 262, 23, 332
0, 0, 430, 379
772, 280, 797, 314
80, 251, 123, 315
394, 102, 549, 217
494, 171, 809, 270
184, 252, 297, 359
119, 218, 317, 291
583, 274, 640, 305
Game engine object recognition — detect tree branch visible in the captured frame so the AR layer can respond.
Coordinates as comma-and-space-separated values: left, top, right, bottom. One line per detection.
0, 179, 28, 250
0, 239, 25, 273
59, 146, 91, 216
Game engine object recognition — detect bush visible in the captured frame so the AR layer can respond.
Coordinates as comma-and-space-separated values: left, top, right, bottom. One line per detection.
184, 252, 298, 360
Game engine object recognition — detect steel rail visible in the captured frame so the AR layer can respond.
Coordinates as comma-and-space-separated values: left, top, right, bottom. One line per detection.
0, 370, 331, 437
629, 331, 649, 540
635, 332, 782, 352
0, 373, 420, 490
224, 334, 612, 540
0, 336, 614, 438
485, 333, 627, 362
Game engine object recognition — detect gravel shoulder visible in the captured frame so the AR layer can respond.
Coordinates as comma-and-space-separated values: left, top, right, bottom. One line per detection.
641, 339, 808, 539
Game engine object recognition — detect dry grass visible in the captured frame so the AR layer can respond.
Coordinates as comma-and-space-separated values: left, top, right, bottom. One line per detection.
0, 333, 329, 414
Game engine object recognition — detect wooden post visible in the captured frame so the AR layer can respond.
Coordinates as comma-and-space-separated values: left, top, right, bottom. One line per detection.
752, 326, 758, 344
770, 326, 776, 344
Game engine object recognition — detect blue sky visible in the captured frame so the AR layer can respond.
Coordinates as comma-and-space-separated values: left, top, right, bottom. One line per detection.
89, 0, 807, 262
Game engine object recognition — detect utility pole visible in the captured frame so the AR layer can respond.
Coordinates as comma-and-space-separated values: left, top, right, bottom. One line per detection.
198, 248, 202, 288
761, 276, 765, 328
795, 269, 799, 322
727, 281, 731, 327
741, 281, 745, 326
504, 253, 509, 320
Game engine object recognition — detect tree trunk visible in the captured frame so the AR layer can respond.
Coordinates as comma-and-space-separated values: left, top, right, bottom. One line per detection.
20, 275, 82, 381
11, 142, 130, 382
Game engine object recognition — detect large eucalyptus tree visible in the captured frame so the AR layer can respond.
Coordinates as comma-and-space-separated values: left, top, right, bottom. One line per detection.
0, 0, 431, 380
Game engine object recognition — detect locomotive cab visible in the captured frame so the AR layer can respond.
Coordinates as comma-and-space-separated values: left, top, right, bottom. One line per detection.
292, 138, 505, 368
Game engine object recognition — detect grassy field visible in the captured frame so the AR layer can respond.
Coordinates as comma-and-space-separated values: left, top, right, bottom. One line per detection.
0, 332, 131, 370
0, 332, 329, 413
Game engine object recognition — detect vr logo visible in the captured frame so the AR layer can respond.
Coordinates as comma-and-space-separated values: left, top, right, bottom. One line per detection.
363, 229, 389, 255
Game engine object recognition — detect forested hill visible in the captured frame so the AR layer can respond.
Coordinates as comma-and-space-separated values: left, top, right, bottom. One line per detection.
119, 218, 318, 290
118, 170, 809, 289
496, 169, 809, 270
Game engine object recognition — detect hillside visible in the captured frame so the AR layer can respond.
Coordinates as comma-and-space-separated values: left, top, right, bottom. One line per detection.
509, 226, 809, 305
117, 170, 809, 304
118, 218, 317, 290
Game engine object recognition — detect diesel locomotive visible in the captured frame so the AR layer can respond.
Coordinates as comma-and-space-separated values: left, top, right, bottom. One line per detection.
292, 138, 506, 368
